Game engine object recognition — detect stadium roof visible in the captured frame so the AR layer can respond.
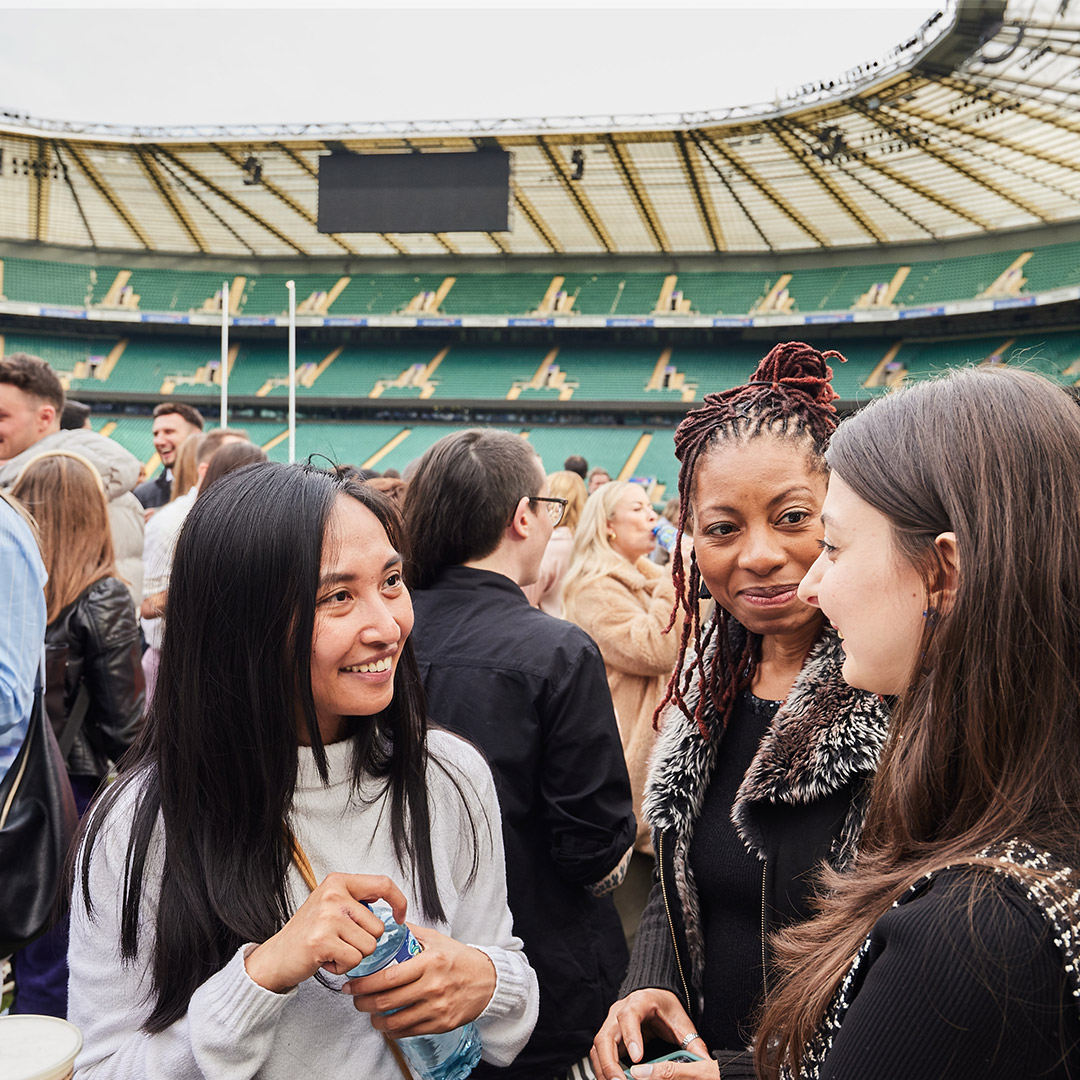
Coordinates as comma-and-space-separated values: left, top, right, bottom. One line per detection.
2, 0, 1079, 259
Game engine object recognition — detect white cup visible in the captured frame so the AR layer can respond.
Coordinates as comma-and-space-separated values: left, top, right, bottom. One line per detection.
0, 1014, 83, 1080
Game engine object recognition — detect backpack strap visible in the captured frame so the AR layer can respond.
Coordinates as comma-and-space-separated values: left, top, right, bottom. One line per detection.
57, 683, 90, 760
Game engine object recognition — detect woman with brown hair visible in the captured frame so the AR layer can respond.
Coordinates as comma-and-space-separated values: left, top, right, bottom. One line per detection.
8, 449, 144, 1018
751, 366, 1080, 1080
590, 344, 890, 1080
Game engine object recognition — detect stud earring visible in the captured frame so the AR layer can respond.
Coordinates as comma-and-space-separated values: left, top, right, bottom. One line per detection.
922, 607, 939, 627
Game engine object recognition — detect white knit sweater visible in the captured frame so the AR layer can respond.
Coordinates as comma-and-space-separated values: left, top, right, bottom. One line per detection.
69, 730, 539, 1079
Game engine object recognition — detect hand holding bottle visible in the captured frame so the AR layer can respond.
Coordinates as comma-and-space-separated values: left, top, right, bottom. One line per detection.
346, 922, 496, 1036
244, 874, 408, 994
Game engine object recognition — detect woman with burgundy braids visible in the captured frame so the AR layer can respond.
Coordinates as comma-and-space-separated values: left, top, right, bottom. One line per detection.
591, 343, 890, 1080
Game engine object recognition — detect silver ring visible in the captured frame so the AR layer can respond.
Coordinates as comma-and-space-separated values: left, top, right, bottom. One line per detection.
679, 1032, 700, 1051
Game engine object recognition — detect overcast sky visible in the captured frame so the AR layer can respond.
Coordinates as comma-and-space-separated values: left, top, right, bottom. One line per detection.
0, 3, 944, 129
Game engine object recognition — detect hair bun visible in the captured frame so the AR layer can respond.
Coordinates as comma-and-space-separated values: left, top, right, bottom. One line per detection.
749, 341, 842, 411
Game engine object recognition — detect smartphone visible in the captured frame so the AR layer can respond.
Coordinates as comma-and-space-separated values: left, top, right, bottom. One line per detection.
623, 1049, 706, 1077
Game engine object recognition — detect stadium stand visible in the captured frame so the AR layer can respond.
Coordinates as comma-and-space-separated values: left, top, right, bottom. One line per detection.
7, 329, 1080, 422
7, 243, 1080, 319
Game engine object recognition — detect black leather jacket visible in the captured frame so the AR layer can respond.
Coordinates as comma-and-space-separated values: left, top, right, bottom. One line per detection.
45, 577, 144, 781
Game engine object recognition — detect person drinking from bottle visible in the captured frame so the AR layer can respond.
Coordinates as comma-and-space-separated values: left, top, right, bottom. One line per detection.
67, 462, 538, 1079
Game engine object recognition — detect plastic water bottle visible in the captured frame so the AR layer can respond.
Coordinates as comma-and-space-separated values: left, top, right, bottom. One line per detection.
652, 518, 679, 554
348, 899, 483, 1080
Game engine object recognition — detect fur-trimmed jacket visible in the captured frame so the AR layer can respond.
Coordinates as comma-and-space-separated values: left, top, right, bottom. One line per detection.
621, 622, 890, 1021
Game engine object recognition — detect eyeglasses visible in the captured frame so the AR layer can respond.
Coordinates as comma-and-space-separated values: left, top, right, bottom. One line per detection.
529, 496, 568, 526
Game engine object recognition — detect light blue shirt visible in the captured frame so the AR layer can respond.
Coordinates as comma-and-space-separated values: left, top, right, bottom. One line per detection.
0, 497, 48, 782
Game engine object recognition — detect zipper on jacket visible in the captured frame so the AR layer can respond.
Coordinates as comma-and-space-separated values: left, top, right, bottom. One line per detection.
760, 858, 768, 999
658, 830, 693, 1010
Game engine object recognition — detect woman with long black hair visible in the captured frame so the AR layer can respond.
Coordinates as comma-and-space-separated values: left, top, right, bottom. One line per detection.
68, 462, 538, 1078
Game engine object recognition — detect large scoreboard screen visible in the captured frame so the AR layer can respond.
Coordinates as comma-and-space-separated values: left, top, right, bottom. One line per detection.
317, 149, 511, 234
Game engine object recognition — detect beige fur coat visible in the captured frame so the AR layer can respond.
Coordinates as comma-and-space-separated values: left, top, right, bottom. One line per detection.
567, 556, 680, 853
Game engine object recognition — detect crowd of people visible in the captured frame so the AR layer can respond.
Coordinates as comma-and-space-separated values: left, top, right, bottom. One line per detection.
0, 342, 1078, 1080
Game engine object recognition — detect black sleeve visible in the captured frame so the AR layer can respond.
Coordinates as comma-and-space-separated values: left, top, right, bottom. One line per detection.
819, 870, 1080, 1080
620, 879, 685, 1003
539, 640, 636, 887
75, 580, 145, 763
133, 474, 168, 510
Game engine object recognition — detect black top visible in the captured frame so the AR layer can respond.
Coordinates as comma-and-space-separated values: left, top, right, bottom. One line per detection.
410, 565, 636, 1079
133, 469, 170, 510
820, 867, 1080, 1079
691, 691, 780, 1052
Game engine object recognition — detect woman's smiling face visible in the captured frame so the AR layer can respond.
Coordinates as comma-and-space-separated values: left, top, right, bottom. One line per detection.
797, 473, 929, 695
308, 495, 414, 744
691, 436, 827, 639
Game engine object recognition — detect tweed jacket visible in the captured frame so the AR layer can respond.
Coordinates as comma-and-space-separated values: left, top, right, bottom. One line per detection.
795, 841, 1080, 1079
623, 621, 890, 1017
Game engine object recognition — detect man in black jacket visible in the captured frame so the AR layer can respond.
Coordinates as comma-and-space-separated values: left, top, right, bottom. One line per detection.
404, 429, 636, 1080
133, 402, 204, 510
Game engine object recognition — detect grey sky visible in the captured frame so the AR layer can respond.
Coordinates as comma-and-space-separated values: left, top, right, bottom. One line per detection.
0, 5, 943, 129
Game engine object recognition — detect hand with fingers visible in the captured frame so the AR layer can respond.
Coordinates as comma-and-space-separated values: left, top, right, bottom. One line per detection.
626, 1057, 720, 1079
590, 988, 713, 1080
346, 923, 498, 1037
243, 873, 408, 994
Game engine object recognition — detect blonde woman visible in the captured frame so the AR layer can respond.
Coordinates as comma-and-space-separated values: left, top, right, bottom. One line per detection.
9, 450, 144, 1018
523, 469, 587, 617
166, 431, 203, 503
563, 482, 681, 939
